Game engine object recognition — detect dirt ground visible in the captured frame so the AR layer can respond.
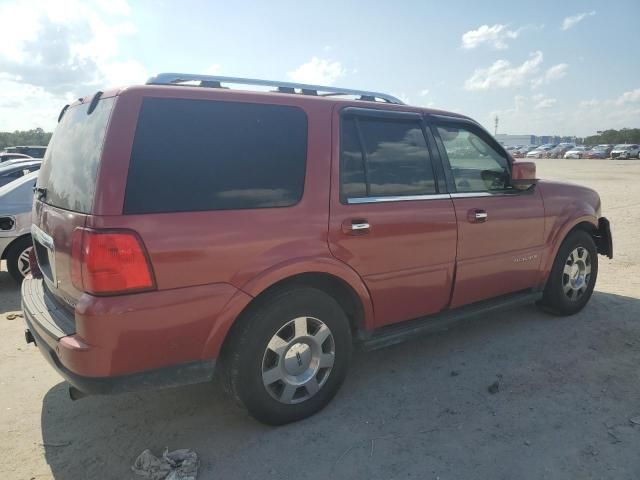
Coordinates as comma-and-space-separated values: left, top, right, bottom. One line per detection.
1, 158, 639, 480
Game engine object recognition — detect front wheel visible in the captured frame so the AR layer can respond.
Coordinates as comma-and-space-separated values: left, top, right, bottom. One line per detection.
221, 287, 352, 425
539, 230, 598, 315
6, 236, 33, 284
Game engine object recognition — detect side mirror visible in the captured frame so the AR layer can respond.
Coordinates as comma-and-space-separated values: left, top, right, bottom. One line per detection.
511, 161, 537, 190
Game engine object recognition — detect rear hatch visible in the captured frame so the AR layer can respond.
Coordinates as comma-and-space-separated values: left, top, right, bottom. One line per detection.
32, 95, 115, 315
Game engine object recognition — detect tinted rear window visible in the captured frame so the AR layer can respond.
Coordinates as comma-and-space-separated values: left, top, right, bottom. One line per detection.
37, 98, 114, 213
124, 98, 307, 214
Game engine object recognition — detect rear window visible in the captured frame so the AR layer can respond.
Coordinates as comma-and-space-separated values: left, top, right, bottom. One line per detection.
37, 97, 115, 213
124, 98, 307, 214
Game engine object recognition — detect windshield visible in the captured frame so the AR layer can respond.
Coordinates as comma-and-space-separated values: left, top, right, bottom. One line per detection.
36, 97, 114, 213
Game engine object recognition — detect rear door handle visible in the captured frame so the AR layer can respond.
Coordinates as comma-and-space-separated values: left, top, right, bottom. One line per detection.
342, 219, 371, 235
467, 209, 488, 223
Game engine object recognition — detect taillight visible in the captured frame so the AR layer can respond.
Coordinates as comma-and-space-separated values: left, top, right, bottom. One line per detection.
70, 228, 155, 295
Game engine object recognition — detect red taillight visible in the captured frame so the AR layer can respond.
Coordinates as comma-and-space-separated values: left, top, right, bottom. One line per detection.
71, 229, 155, 295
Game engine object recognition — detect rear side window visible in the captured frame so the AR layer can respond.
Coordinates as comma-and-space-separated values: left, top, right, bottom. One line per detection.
124, 98, 307, 214
37, 97, 115, 213
340, 116, 436, 201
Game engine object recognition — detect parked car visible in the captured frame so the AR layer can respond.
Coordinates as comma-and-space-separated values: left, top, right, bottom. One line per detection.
510, 145, 536, 158
583, 147, 608, 159
0, 171, 37, 282
596, 144, 614, 157
610, 144, 640, 159
0, 152, 32, 163
526, 144, 556, 158
547, 143, 575, 159
22, 75, 612, 425
4, 145, 47, 158
0, 160, 42, 187
564, 146, 589, 159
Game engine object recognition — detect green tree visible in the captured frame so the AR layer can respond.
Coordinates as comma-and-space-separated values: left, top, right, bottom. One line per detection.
0, 129, 53, 151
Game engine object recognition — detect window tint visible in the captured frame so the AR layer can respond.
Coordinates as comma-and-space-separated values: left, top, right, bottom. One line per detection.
37, 97, 115, 212
437, 125, 510, 192
340, 116, 436, 200
124, 98, 307, 214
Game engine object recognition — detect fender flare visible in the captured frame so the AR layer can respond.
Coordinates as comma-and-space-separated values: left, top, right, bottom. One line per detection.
537, 214, 598, 287
200, 256, 375, 359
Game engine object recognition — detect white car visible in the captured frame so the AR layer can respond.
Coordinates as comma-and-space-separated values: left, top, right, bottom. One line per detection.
526, 145, 554, 158
564, 146, 589, 159
610, 144, 640, 159
0, 171, 37, 282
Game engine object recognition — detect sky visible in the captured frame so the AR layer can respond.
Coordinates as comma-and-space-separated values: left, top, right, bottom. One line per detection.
0, 0, 639, 137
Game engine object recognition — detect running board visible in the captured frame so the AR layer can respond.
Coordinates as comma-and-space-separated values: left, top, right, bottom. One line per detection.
359, 290, 542, 351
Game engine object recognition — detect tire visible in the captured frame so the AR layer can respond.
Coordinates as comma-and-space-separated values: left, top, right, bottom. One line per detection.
539, 230, 598, 316
221, 287, 352, 425
6, 236, 33, 284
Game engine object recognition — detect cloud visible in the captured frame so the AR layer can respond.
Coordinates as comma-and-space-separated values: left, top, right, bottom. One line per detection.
0, 0, 146, 130
579, 99, 599, 108
616, 88, 640, 105
487, 90, 640, 137
562, 11, 596, 30
419, 89, 429, 96
534, 97, 557, 110
461, 24, 519, 50
531, 63, 569, 88
287, 57, 346, 85
464, 51, 544, 90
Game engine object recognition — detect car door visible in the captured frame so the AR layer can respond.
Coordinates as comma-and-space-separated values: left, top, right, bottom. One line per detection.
430, 117, 545, 308
328, 107, 457, 329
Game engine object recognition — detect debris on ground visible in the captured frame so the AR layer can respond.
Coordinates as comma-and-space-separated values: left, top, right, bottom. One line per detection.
6, 313, 23, 320
132, 448, 199, 480
630, 416, 640, 426
450, 370, 460, 377
487, 380, 500, 394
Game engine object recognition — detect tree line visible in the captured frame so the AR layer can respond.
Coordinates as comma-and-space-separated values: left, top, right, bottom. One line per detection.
583, 128, 640, 145
0, 128, 52, 151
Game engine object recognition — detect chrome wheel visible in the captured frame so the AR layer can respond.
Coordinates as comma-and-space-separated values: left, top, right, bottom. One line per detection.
17, 246, 32, 278
262, 316, 335, 404
562, 247, 591, 301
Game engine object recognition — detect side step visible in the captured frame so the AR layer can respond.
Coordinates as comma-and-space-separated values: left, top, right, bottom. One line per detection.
359, 290, 542, 351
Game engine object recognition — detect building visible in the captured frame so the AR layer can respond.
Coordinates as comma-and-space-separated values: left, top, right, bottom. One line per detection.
494, 134, 536, 147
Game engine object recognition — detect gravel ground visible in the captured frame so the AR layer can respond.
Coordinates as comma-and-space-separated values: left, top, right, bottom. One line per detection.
0, 158, 639, 480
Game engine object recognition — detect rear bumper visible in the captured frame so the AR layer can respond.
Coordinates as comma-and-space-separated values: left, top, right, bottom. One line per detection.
20, 278, 241, 395
23, 310, 215, 395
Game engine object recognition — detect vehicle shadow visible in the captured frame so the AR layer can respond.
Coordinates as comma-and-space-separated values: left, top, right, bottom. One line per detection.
0, 267, 22, 314
39, 290, 640, 479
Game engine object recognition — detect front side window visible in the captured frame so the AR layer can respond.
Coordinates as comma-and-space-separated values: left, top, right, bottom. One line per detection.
340, 116, 436, 201
437, 125, 510, 192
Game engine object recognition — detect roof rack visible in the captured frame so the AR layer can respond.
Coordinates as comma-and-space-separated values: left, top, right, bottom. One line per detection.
146, 73, 404, 105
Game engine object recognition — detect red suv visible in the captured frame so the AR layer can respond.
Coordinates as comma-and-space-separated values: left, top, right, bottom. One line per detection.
22, 74, 612, 425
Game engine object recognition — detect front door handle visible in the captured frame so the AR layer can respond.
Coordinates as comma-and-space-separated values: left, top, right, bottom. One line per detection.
467, 209, 488, 223
342, 219, 371, 234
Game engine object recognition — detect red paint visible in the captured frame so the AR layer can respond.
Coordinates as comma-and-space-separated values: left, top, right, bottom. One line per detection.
25, 84, 607, 384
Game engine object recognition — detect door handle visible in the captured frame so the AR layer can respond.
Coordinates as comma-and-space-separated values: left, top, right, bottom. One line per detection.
342, 219, 371, 234
351, 222, 370, 231
467, 209, 488, 223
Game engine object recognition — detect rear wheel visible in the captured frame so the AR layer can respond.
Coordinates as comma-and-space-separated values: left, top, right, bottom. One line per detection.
222, 287, 352, 425
6, 236, 33, 284
539, 230, 598, 315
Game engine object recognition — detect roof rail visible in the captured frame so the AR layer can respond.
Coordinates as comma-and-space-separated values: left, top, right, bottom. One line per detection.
146, 73, 404, 105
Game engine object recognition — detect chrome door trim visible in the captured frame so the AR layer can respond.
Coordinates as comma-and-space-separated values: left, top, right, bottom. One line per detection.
347, 194, 450, 204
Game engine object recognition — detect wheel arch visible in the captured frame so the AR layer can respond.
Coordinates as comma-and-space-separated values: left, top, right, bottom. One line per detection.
200, 258, 375, 360
1, 233, 32, 260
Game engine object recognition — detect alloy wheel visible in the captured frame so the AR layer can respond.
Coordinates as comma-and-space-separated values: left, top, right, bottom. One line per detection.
261, 316, 335, 404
